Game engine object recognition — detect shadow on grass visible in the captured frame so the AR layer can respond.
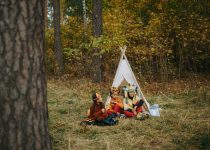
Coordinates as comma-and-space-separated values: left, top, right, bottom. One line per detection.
188, 132, 210, 150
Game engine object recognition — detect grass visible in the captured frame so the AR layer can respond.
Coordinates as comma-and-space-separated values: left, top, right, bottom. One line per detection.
47, 77, 210, 150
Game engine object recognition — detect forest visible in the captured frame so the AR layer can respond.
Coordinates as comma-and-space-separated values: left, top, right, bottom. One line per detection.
0, 0, 209, 150
46, 0, 209, 82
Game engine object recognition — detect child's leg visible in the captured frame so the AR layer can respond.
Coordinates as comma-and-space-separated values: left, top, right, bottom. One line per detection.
106, 109, 113, 116
136, 99, 144, 113
113, 104, 122, 114
97, 112, 109, 121
124, 110, 135, 117
102, 116, 118, 125
136, 106, 143, 113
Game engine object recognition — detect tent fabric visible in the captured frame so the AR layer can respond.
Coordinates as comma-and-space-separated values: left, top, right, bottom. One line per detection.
106, 46, 152, 114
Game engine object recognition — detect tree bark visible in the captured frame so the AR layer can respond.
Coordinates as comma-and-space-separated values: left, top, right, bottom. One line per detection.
92, 0, 102, 82
0, 0, 51, 149
53, 0, 64, 73
82, 0, 87, 39
45, 0, 48, 28
60, 0, 66, 23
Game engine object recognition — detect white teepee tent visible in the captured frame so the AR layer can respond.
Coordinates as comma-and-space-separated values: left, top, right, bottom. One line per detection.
106, 46, 150, 112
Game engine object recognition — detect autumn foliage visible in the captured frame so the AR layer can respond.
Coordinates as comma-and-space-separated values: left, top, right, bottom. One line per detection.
45, 0, 209, 81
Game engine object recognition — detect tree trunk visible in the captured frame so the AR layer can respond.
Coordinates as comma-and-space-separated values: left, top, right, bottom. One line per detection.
53, 0, 64, 73
45, 0, 48, 28
82, 0, 87, 35
60, 0, 66, 23
203, 46, 209, 73
0, 0, 51, 149
178, 44, 182, 79
92, 0, 103, 82
159, 52, 168, 82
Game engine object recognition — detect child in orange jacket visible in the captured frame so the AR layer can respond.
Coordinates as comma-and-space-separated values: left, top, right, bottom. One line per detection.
106, 87, 123, 117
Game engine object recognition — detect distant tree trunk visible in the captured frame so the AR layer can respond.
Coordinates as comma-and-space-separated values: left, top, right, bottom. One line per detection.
172, 32, 182, 78
152, 56, 158, 76
159, 49, 168, 82
178, 43, 182, 79
92, 0, 103, 82
53, 0, 64, 73
45, 0, 48, 28
82, 0, 87, 36
203, 46, 209, 73
60, 0, 66, 23
0, 0, 51, 149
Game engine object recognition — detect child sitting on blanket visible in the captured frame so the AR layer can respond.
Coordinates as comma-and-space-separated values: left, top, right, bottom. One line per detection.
123, 85, 146, 118
106, 87, 123, 117
83, 92, 118, 125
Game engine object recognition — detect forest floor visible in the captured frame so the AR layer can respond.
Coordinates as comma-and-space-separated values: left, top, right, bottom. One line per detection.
47, 75, 210, 150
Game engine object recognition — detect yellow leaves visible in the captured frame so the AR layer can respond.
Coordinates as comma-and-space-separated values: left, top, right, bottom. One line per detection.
42, 0, 210, 77
167, 50, 173, 54
151, 47, 155, 53
157, 3, 163, 11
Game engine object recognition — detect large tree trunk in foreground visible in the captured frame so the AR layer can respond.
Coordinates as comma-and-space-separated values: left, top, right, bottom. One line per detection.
92, 0, 103, 82
53, 0, 64, 73
0, 0, 51, 149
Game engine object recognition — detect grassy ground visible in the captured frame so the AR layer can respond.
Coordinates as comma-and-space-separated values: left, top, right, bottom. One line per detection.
47, 76, 210, 150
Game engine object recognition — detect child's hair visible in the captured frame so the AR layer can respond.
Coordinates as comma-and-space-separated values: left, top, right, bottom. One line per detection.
122, 85, 138, 97
110, 87, 120, 96
92, 92, 100, 101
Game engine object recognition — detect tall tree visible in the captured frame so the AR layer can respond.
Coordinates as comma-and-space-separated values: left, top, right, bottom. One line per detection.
82, 0, 87, 37
60, 0, 67, 22
45, 0, 48, 28
53, 0, 64, 73
0, 0, 51, 149
92, 0, 103, 82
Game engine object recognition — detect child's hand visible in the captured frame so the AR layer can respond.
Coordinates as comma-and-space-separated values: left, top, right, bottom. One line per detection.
87, 109, 90, 117
101, 108, 105, 113
133, 108, 137, 115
